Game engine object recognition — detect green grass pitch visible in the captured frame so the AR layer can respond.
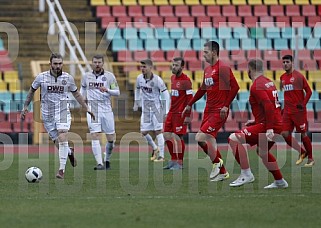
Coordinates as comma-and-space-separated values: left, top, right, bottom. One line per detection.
0, 146, 320, 227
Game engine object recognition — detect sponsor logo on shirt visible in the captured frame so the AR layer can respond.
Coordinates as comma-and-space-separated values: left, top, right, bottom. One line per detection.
89, 82, 104, 89
62, 80, 67, 85
283, 84, 294, 91
206, 126, 215, 133
204, 78, 214, 86
47, 85, 64, 93
176, 126, 183, 132
265, 81, 274, 88
142, 86, 152, 93
290, 77, 295, 83
102, 76, 107, 81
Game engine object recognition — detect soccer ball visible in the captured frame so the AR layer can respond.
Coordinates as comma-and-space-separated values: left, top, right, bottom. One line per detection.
25, 167, 43, 183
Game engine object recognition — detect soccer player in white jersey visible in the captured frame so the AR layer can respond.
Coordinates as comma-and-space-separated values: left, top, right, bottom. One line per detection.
80, 54, 120, 170
21, 53, 95, 179
133, 59, 170, 162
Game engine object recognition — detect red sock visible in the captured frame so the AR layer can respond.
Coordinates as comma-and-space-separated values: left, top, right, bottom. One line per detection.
177, 139, 185, 164
215, 150, 226, 174
302, 136, 313, 159
259, 152, 283, 180
229, 138, 250, 169
284, 135, 306, 154
165, 140, 176, 161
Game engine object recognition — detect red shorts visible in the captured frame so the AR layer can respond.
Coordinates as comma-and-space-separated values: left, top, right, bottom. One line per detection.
236, 123, 282, 146
164, 112, 187, 135
282, 110, 307, 133
200, 112, 227, 138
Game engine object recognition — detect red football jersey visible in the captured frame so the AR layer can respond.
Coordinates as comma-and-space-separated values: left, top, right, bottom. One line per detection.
169, 72, 193, 113
249, 75, 283, 130
280, 70, 312, 113
189, 60, 239, 112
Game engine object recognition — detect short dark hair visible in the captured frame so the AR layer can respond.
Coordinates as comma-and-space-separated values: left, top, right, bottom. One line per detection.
92, 54, 104, 62
282, 55, 293, 62
204, 41, 220, 56
248, 59, 264, 72
173, 57, 185, 67
50, 53, 63, 63
140, 59, 153, 66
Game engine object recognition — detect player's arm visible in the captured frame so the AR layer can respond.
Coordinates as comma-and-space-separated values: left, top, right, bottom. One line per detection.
133, 77, 141, 111
160, 89, 170, 115
255, 88, 276, 130
302, 76, 312, 107
183, 79, 193, 124
21, 86, 37, 120
99, 75, 120, 96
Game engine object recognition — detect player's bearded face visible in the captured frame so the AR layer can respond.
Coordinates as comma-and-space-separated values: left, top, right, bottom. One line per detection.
92, 58, 104, 73
50, 58, 63, 76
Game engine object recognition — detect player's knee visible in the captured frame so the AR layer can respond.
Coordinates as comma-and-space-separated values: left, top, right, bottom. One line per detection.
281, 131, 289, 138
91, 132, 100, 140
163, 132, 171, 140
195, 132, 206, 142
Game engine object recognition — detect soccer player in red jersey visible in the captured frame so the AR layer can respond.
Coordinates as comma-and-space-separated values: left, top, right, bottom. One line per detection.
228, 59, 288, 189
163, 57, 193, 170
280, 55, 314, 167
182, 41, 239, 181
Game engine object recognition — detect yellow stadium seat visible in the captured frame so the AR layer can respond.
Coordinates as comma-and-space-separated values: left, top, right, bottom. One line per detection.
192, 81, 200, 91
154, 0, 169, 5
107, 0, 122, 5
294, 0, 310, 4
309, 71, 321, 82
273, 80, 281, 90
238, 81, 248, 91
263, 0, 278, 4
128, 71, 141, 84
216, 0, 230, 5
90, 0, 105, 6
201, 0, 216, 4
183, 70, 193, 78
279, 0, 293, 4
275, 70, 284, 79
185, 0, 201, 5
0, 81, 7, 91
138, 0, 153, 4
315, 82, 321, 92
169, 0, 185, 4
265, 70, 274, 80
122, 0, 137, 5
247, 0, 262, 4
231, 0, 247, 4
8, 81, 21, 92
3, 70, 19, 82
194, 71, 204, 83
233, 71, 242, 81
311, 0, 321, 4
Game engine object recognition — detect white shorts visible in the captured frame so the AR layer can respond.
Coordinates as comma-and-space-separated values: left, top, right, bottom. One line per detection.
87, 111, 115, 134
43, 110, 71, 141
140, 111, 164, 132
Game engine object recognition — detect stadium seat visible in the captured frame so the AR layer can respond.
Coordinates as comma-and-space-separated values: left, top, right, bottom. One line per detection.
274, 38, 289, 50
13, 122, 29, 133
196, 17, 212, 28
241, 38, 256, 50
159, 6, 174, 17
216, 0, 231, 4
128, 39, 144, 51
161, 39, 176, 51
155, 28, 169, 39
254, 5, 268, 17
280, 50, 293, 57
138, 0, 153, 5
123, 28, 138, 40
107, 0, 122, 5
101, 17, 117, 28
313, 50, 321, 60
185, 0, 200, 4
266, 27, 281, 39
237, 5, 252, 17
225, 39, 240, 50
264, 0, 278, 4
233, 27, 249, 39
281, 27, 294, 39
286, 5, 300, 16
112, 6, 127, 17
188, 60, 203, 71
247, 0, 262, 4
308, 16, 321, 27
201, 27, 216, 39
144, 6, 158, 17
117, 50, 133, 61
164, 17, 180, 28
206, 6, 221, 17
201, 0, 215, 4
222, 6, 236, 17
270, 5, 284, 17
91, 0, 105, 6
232, 0, 247, 4
244, 17, 259, 28
263, 50, 279, 61
175, 5, 189, 17
260, 17, 275, 28
301, 60, 317, 70
302, 5, 316, 16
298, 27, 312, 39
180, 18, 195, 28
290, 38, 304, 49
154, 0, 169, 5
228, 17, 243, 28
122, 0, 137, 5
218, 27, 232, 39
128, 6, 143, 17
191, 5, 206, 17
230, 50, 246, 61
145, 39, 160, 51
169, 28, 184, 39
233, 110, 249, 123
169, 0, 185, 4
297, 50, 311, 60
192, 39, 207, 51
212, 17, 227, 28
111, 39, 127, 51
139, 28, 154, 39
149, 17, 164, 28
96, 6, 111, 17
177, 39, 192, 50
185, 28, 200, 39
1, 122, 12, 133
275, 16, 291, 27
151, 50, 166, 61
291, 16, 306, 27
250, 27, 264, 39
117, 17, 132, 28
133, 51, 148, 61
182, 50, 198, 61
269, 60, 283, 70
224, 120, 240, 132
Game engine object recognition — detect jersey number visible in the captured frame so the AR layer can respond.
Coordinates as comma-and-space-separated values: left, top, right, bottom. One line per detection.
272, 90, 281, 108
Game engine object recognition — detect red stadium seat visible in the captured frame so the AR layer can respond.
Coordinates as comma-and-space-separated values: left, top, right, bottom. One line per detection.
196, 16, 212, 28
302, 5, 316, 16
212, 16, 227, 28
13, 122, 29, 133
96, 6, 111, 17
159, 6, 174, 17
313, 50, 321, 60
269, 60, 283, 70
263, 50, 279, 61
260, 16, 275, 28
228, 16, 242, 27
191, 5, 206, 17
180, 17, 195, 28
132, 17, 148, 28
275, 16, 290, 27
175, 5, 190, 17
0, 112, 6, 122
166, 50, 181, 61
128, 6, 143, 17
224, 120, 240, 132
133, 51, 149, 61
254, 5, 268, 17
238, 5, 252, 17
164, 17, 179, 28
280, 50, 294, 57
112, 6, 127, 17
231, 50, 246, 61
286, 5, 300, 17
117, 17, 133, 28
118, 51, 133, 62
307, 111, 315, 120
301, 60, 317, 70
247, 50, 262, 59
149, 17, 164, 27
206, 5, 221, 17
151, 50, 166, 61
2, 122, 12, 133
270, 5, 284, 17
298, 50, 311, 60
291, 16, 306, 27
182, 50, 198, 61
222, 5, 236, 17
144, 6, 158, 17
244, 16, 259, 28
188, 60, 203, 71
308, 16, 321, 27
318, 5, 321, 16
233, 111, 249, 123
101, 17, 117, 28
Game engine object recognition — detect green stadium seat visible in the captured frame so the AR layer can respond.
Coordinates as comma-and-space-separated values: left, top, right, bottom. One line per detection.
290, 38, 304, 49
298, 27, 312, 39
250, 27, 264, 39
107, 28, 122, 40
281, 27, 294, 39
258, 39, 272, 50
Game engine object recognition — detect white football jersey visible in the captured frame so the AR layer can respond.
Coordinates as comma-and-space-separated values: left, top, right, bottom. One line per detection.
31, 71, 77, 116
81, 70, 119, 113
136, 73, 167, 111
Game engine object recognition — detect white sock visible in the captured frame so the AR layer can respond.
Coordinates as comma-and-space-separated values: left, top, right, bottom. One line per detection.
92, 140, 103, 165
241, 168, 252, 176
104, 141, 114, 162
68, 147, 72, 155
156, 133, 165, 158
59, 142, 69, 171
144, 134, 157, 150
